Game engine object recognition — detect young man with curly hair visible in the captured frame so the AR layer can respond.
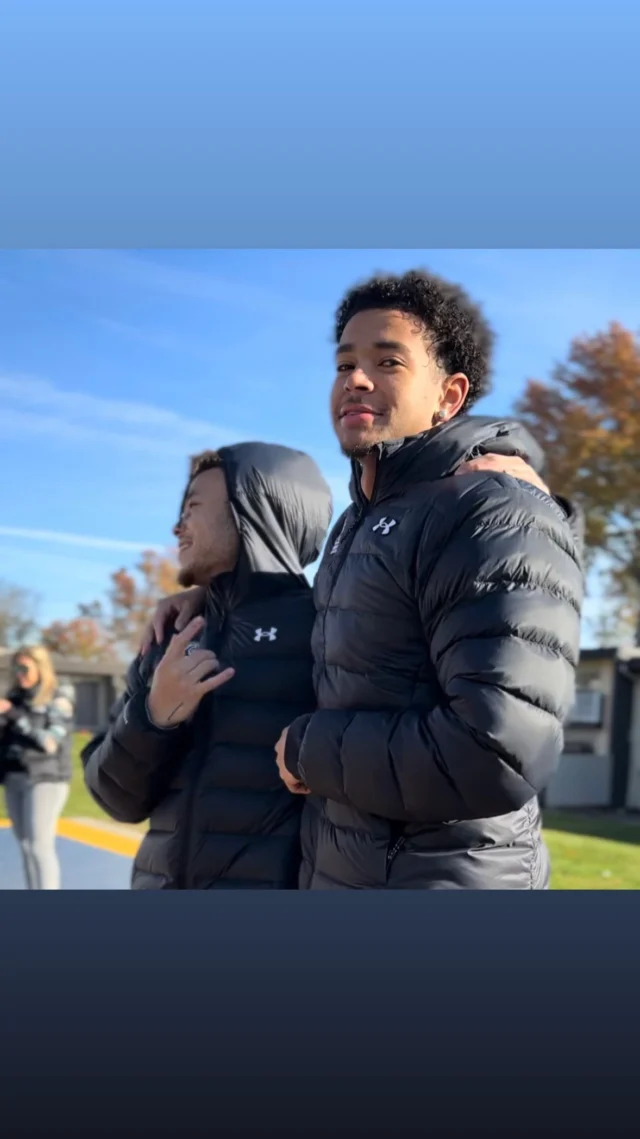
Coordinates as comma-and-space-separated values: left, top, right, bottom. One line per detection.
147, 269, 584, 889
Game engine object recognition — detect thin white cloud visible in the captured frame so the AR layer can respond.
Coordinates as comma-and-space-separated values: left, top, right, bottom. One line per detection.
0, 373, 354, 506
0, 372, 241, 456
0, 373, 234, 438
0, 526, 164, 553
32, 250, 323, 323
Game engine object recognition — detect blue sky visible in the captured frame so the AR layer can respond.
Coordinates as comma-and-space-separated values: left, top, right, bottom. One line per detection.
1, 249, 639, 642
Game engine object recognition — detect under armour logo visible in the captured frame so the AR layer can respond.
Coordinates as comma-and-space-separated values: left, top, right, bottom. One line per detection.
254, 627, 278, 642
372, 517, 397, 536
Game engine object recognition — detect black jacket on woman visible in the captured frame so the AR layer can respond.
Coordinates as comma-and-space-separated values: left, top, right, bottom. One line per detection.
0, 685, 74, 784
284, 417, 584, 890
82, 442, 333, 890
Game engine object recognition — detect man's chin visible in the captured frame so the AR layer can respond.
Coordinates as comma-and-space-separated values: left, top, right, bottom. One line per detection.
337, 419, 392, 459
340, 442, 375, 460
338, 430, 378, 459
178, 565, 196, 588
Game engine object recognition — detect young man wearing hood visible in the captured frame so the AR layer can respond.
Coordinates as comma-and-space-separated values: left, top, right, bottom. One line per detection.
82, 443, 332, 889
145, 269, 583, 890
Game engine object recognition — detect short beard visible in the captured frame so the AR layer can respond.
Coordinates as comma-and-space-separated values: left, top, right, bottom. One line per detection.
178, 545, 238, 589
178, 563, 210, 589
340, 442, 376, 460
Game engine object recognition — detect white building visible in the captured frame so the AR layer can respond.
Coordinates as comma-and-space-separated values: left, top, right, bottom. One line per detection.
545, 647, 640, 811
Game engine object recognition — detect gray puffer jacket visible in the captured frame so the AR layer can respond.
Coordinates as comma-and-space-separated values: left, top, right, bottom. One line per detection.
0, 685, 75, 784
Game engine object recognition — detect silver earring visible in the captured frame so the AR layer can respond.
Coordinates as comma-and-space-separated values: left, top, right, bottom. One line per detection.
434, 410, 447, 422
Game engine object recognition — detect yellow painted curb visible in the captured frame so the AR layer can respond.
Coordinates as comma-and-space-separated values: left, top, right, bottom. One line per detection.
0, 816, 141, 858
57, 819, 141, 858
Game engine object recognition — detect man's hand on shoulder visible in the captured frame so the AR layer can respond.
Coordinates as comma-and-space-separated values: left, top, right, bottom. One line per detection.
140, 586, 207, 656
456, 453, 550, 495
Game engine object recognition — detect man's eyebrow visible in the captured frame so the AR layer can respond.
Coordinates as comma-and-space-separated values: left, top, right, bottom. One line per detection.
336, 339, 409, 355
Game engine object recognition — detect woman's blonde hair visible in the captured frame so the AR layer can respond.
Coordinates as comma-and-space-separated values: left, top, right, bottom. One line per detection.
12, 644, 58, 708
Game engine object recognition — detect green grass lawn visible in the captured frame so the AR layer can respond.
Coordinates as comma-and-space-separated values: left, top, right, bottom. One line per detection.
2, 735, 640, 887
544, 810, 640, 890
0, 733, 147, 830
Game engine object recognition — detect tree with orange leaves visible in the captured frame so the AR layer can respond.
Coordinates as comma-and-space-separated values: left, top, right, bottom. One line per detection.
106, 549, 180, 655
42, 550, 179, 660
516, 322, 640, 643
41, 616, 116, 660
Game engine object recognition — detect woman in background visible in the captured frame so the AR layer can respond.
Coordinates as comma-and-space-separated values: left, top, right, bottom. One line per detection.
0, 645, 74, 889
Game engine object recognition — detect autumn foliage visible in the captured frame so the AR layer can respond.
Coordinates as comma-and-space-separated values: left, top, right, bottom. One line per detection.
41, 550, 179, 660
516, 322, 640, 641
41, 616, 115, 661
107, 551, 180, 654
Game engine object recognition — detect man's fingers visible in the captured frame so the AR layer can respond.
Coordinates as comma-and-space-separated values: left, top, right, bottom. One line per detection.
180, 649, 218, 674
290, 782, 310, 795
187, 657, 222, 684
456, 457, 496, 474
166, 616, 206, 657
174, 592, 204, 633
197, 667, 235, 695
153, 604, 174, 646
282, 775, 310, 795
140, 624, 154, 655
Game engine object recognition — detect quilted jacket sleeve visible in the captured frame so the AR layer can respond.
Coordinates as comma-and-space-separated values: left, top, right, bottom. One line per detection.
82, 650, 187, 824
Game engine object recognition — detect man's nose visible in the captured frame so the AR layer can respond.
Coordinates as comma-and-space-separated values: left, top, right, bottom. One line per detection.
173, 519, 184, 538
344, 366, 374, 392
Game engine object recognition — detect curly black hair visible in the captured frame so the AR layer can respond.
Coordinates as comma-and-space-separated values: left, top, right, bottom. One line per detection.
334, 269, 494, 411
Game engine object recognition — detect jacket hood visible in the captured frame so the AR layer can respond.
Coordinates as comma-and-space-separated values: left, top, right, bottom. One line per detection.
217, 441, 333, 580
350, 415, 545, 501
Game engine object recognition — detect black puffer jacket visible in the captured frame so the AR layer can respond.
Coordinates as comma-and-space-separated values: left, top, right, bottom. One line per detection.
284, 417, 584, 890
82, 442, 332, 890
0, 685, 74, 784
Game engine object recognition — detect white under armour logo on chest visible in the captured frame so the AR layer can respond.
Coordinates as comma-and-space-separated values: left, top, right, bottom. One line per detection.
254, 627, 278, 642
372, 517, 397, 536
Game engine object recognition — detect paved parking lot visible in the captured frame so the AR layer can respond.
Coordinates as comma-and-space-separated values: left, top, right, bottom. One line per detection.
0, 818, 136, 890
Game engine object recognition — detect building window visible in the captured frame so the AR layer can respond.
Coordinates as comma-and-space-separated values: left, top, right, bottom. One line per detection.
567, 690, 604, 727
73, 681, 100, 730
563, 741, 596, 755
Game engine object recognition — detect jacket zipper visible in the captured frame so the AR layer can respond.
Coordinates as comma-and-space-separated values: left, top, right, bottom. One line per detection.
176, 610, 228, 890
352, 460, 410, 877
318, 507, 364, 674
386, 835, 406, 873
320, 459, 383, 635
324, 459, 408, 877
